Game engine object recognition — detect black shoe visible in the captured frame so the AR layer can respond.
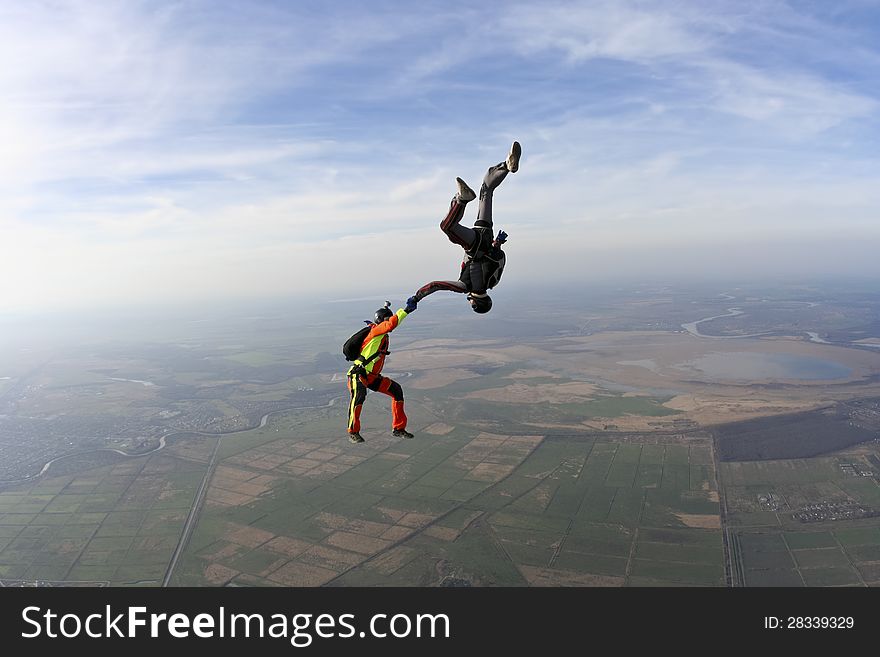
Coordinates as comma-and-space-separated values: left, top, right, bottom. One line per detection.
392, 428, 414, 439
348, 432, 365, 443
506, 140, 521, 173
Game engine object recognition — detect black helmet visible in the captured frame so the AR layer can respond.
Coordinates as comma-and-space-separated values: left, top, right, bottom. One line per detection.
468, 293, 492, 314
374, 300, 393, 323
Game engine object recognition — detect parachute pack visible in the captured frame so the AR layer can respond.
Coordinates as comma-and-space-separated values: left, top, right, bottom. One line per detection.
342, 325, 372, 362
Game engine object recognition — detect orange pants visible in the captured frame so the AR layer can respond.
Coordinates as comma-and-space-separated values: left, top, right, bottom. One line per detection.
347, 372, 407, 434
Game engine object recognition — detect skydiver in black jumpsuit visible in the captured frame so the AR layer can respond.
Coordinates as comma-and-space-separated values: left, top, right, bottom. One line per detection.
412, 141, 521, 314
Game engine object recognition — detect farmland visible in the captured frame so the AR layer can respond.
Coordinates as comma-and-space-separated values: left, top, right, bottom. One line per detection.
720, 445, 880, 587
2, 283, 880, 586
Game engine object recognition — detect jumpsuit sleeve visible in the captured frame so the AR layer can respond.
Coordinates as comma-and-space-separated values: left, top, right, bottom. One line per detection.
365, 309, 407, 339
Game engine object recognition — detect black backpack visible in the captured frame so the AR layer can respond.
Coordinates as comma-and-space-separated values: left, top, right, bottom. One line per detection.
342, 325, 372, 361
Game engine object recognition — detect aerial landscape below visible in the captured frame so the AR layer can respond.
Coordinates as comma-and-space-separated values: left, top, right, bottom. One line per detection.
1, 281, 879, 587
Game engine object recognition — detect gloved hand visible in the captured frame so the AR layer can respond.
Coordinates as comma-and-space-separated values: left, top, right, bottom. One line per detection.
404, 296, 418, 313
495, 229, 508, 244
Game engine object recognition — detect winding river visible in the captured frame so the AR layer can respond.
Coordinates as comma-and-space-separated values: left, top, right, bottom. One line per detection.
682, 304, 880, 353
681, 308, 771, 339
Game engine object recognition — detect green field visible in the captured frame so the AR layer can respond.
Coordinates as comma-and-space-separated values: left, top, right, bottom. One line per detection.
0, 451, 206, 585
5, 363, 873, 587
5, 286, 880, 590
171, 417, 723, 586
723, 449, 880, 587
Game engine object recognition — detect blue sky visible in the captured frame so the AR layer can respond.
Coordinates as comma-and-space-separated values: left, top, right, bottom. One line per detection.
2, 0, 879, 313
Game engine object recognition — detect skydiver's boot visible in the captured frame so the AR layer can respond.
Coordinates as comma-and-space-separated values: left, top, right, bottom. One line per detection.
481, 141, 521, 196
348, 432, 365, 444
455, 177, 476, 203
392, 428, 414, 439
506, 140, 521, 173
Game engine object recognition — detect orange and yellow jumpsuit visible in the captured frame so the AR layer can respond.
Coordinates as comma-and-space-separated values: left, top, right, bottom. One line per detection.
346, 308, 409, 435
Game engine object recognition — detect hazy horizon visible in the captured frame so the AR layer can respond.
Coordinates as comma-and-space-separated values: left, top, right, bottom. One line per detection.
2, 277, 878, 354
2, 1, 879, 314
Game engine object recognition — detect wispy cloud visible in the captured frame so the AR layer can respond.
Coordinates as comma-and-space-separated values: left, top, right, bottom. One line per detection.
502, 1, 726, 62
2, 0, 880, 313
699, 58, 877, 133
501, 0, 878, 135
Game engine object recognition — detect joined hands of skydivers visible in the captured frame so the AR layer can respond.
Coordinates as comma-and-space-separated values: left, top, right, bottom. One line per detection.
343, 142, 521, 444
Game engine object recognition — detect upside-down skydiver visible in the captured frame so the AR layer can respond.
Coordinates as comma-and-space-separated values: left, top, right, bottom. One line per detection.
411, 141, 521, 314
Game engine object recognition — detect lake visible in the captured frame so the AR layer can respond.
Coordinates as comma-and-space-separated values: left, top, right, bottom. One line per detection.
677, 351, 852, 381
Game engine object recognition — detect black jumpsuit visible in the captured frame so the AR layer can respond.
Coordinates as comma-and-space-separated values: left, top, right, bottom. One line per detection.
414, 161, 509, 301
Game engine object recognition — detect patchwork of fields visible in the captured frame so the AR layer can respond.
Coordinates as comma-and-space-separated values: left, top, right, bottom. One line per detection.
3, 287, 880, 587
0, 435, 215, 585
171, 407, 723, 586
2, 378, 878, 588
721, 453, 880, 586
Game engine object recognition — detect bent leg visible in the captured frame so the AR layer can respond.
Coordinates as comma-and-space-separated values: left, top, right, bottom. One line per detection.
440, 197, 476, 248
368, 375, 407, 430
346, 373, 367, 433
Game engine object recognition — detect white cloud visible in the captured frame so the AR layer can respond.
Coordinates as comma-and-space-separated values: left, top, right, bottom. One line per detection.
500, 0, 878, 136
699, 59, 877, 133
501, 1, 727, 63
0, 1, 408, 191
2, 1, 880, 314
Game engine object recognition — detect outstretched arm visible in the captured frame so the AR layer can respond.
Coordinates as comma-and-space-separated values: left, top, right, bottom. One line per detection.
413, 280, 467, 302
366, 308, 408, 340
